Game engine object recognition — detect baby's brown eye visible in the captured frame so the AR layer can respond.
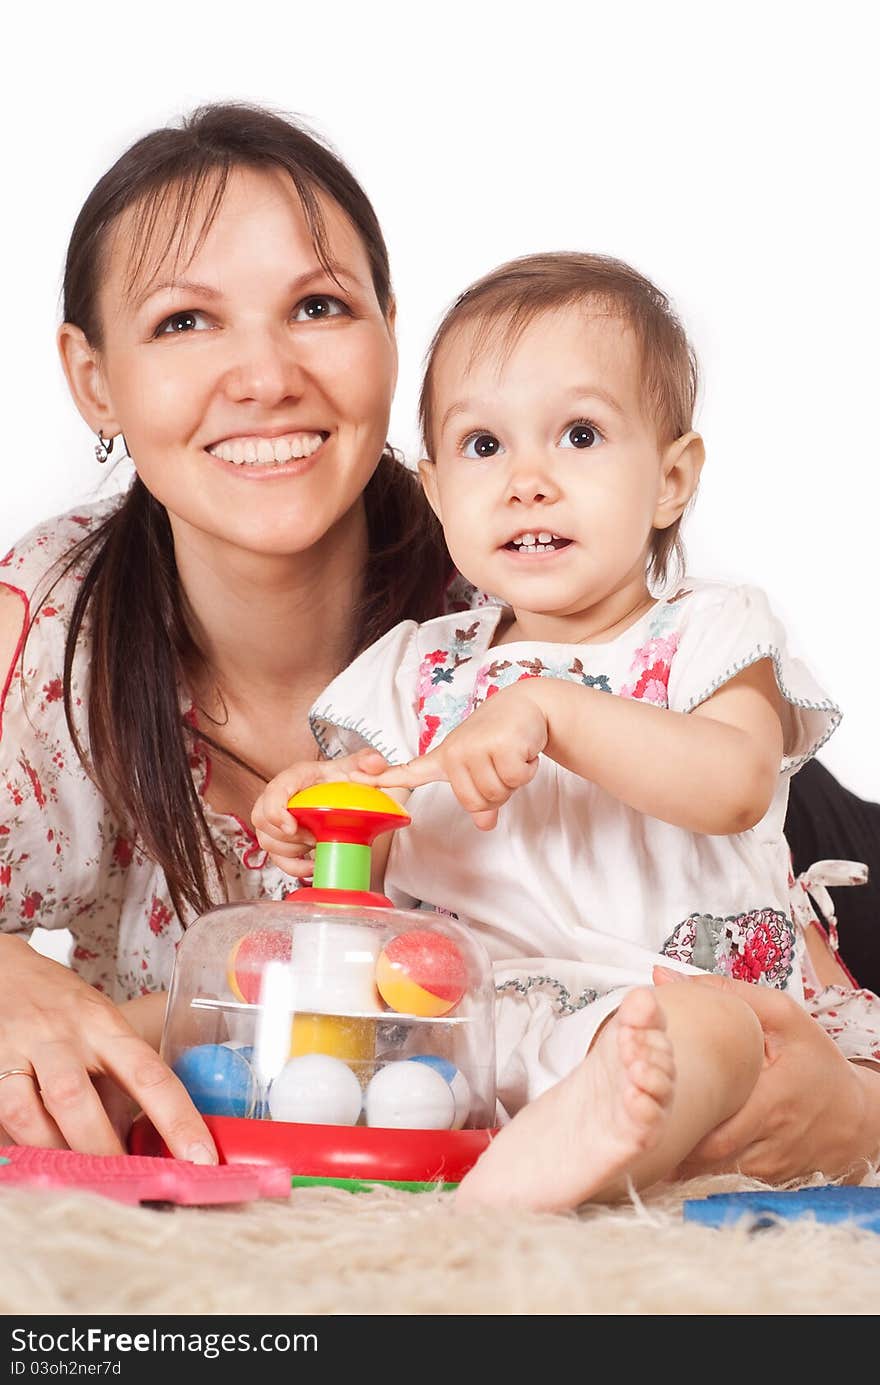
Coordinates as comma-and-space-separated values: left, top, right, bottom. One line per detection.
566, 424, 598, 448
463, 433, 501, 459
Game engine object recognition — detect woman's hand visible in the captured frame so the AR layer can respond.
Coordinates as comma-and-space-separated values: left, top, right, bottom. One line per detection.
252, 747, 390, 873
363, 684, 548, 830
653, 965, 880, 1180
0, 935, 217, 1162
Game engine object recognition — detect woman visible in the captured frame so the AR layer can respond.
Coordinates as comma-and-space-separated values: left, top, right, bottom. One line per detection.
0, 103, 877, 1180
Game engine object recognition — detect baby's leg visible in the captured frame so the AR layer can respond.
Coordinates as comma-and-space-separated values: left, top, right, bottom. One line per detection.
456, 981, 764, 1212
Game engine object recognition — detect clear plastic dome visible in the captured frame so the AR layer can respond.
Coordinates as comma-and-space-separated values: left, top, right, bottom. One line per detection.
161, 899, 497, 1136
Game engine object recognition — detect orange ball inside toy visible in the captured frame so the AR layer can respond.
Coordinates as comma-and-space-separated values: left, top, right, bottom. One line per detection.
375, 931, 467, 1017
227, 928, 293, 1004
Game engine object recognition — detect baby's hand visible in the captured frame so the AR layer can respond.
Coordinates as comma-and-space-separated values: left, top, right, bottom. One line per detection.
364, 683, 548, 830
252, 748, 390, 875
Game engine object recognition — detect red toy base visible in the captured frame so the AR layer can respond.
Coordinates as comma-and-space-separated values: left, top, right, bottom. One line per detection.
130, 1113, 495, 1185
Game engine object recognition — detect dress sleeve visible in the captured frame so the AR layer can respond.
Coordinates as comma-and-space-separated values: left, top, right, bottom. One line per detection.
666, 583, 841, 771
308, 621, 423, 765
0, 512, 108, 938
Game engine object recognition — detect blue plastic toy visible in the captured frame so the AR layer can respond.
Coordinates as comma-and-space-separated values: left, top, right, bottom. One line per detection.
684, 1186, 880, 1233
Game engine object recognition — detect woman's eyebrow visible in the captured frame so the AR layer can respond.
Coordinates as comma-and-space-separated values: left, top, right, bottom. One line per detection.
132, 277, 221, 310
132, 266, 364, 311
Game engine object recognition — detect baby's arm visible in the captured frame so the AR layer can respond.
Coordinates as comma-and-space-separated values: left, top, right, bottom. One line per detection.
252, 747, 407, 888
529, 657, 783, 833
366, 659, 783, 835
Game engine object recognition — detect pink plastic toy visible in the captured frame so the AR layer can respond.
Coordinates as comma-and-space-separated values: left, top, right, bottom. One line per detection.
0, 1146, 291, 1206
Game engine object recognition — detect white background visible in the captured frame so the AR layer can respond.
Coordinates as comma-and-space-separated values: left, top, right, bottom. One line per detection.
3, 0, 877, 798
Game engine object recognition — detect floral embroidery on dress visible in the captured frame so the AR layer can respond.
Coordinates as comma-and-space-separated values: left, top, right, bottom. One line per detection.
416, 622, 483, 753
620, 603, 682, 706
662, 907, 795, 988
416, 619, 625, 753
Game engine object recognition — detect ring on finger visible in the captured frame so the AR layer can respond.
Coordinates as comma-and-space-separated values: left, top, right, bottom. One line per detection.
0, 1067, 37, 1086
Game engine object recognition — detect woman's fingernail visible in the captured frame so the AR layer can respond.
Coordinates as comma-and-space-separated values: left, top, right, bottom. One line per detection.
186, 1142, 217, 1165
653, 965, 684, 982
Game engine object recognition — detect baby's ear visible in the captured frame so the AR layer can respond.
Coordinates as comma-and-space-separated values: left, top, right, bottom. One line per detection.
653, 431, 705, 529
418, 457, 442, 520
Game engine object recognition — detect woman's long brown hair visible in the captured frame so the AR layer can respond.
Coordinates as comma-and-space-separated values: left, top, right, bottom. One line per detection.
50, 103, 451, 922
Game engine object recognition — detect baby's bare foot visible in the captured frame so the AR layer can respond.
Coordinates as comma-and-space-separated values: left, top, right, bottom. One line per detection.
456, 987, 676, 1212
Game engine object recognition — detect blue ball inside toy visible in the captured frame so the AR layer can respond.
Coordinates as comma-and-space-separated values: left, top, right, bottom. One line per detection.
173, 1042, 256, 1118
232, 1044, 268, 1117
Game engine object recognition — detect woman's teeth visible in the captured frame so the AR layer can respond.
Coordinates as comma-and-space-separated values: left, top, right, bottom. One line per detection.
509, 531, 567, 553
207, 433, 325, 465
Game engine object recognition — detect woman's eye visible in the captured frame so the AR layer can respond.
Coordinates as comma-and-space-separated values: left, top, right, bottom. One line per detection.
462, 432, 502, 459
293, 295, 348, 322
560, 421, 604, 450
156, 310, 211, 336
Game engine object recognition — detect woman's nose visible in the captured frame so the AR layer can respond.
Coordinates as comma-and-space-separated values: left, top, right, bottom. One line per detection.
221, 328, 306, 406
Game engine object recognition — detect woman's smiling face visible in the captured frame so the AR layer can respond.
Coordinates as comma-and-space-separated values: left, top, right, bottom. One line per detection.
77, 164, 397, 560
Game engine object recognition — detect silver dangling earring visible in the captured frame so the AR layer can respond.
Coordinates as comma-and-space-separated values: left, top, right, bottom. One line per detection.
94, 431, 115, 465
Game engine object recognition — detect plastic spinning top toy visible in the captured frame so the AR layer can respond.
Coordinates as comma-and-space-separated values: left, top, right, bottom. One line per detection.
130, 782, 497, 1191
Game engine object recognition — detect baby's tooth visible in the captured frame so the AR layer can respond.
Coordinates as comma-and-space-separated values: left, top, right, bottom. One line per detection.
538, 532, 552, 544
521, 533, 536, 546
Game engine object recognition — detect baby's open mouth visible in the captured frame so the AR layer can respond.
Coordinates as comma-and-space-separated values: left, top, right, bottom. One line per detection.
504, 531, 573, 553
206, 431, 329, 466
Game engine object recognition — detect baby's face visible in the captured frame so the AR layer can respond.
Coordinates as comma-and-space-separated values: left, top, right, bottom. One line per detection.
423, 304, 673, 634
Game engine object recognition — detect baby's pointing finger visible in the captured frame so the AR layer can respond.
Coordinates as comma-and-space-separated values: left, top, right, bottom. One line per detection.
362, 755, 448, 789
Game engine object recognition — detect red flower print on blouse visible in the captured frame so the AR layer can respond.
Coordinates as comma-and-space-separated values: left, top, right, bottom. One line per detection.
21, 890, 43, 920
112, 835, 135, 869
23, 761, 46, 809
0, 865, 10, 886
148, 897, 173, 936
42, 679, 63, 704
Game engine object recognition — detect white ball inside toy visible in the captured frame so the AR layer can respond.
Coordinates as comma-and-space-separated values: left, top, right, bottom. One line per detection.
409, 1055, 472, 1130
364, 1059, 456, 1130
268, 1054, 362, 1126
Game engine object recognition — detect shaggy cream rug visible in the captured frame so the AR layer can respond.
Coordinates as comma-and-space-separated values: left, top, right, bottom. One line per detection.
3, 1169, 879, 1315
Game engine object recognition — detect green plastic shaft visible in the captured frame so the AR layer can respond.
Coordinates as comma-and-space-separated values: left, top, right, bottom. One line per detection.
313, 840, 371, 891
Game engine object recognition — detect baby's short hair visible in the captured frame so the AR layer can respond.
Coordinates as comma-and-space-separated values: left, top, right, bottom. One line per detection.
419, 252, 699, 587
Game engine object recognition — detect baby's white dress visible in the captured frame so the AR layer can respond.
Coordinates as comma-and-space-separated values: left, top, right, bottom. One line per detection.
310, 580, 855, 1118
